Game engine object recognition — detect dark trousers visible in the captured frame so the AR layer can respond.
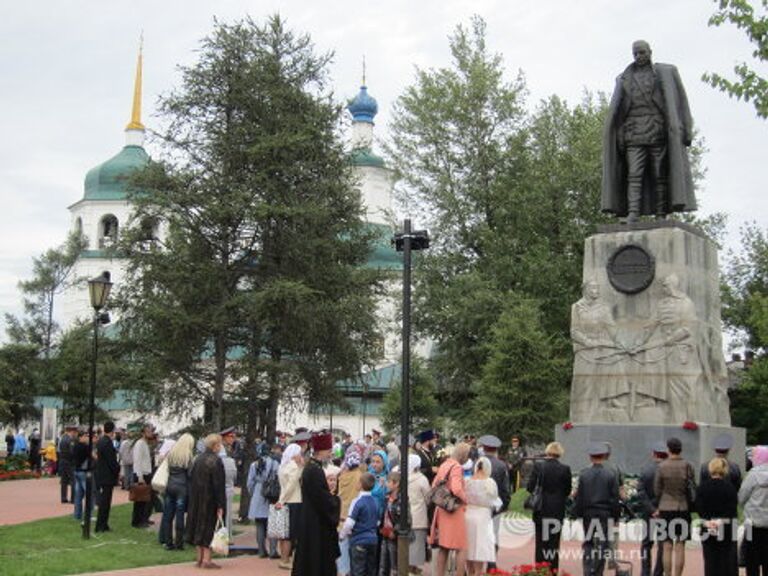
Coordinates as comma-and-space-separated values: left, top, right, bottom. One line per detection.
641, 517, 664, 576
351, 543, 378, 576
534, 514, 564, 571
159, 488, 186, 547
131, 474, 153, 527
59, 462, 74, 503
255, 518, 277, 557
582, 514, 612, 576
626, 144, 667, 215
746, 526, 768, 576
702, 539, 738, 576
95, 484, 114, 531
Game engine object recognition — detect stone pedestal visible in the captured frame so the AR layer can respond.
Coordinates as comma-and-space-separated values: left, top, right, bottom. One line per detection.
570, 221, 731, 426
555, 422, 746, 475
561, 221, 744, 474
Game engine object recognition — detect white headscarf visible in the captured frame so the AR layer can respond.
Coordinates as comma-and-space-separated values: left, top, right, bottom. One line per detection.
281, 443, 302, 467
408, 454, 422, 473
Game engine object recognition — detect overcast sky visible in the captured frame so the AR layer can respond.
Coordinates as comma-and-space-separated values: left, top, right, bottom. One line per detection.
1, 0, 765, 337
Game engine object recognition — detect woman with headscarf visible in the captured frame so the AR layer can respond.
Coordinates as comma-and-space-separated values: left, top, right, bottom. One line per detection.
368, 449, 390, 516
159, 433, 195, 550
276, 442, 304, 569
408, 453, 431, 574
186, 433, 226, 569
337, 445, 364, 576
739, 445, 768, 575
247, 443, 280, 558
430, 442, 470, 576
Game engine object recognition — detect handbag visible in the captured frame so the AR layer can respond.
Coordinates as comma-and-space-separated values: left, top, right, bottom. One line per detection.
151, 459, 169, 494
129, 483, 152, 503
524, 463, 544, 513
428, 465, 461, 513
267, 503, 290, 539
210, 517, 229, 556
261, 466, 281, 504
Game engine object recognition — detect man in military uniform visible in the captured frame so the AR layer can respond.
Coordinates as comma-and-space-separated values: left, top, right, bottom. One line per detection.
699, 433, 742, 488
507, 435, 527, 492
479, 435, 511, 570
574, 443, 620, 576
638, 442, 667, 576
602, 40, 695, 223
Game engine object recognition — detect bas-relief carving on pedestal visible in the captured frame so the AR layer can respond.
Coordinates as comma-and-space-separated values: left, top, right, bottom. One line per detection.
570, 273, 731, 426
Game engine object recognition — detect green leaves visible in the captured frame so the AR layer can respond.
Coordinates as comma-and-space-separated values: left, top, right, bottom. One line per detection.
703, 0, 768, 118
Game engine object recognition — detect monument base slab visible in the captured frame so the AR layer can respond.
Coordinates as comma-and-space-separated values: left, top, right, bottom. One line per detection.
555, 422, 745, 475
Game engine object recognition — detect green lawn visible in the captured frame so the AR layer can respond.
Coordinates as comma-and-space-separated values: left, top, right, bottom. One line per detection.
0, 504, 194, 575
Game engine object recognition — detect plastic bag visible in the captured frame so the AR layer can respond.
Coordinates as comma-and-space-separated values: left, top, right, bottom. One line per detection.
210, 517, 229, 556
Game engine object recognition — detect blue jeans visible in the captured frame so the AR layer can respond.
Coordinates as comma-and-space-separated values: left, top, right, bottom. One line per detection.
350, 543, 378, 576
73, 470, 91, 520
159, 488, 186, 547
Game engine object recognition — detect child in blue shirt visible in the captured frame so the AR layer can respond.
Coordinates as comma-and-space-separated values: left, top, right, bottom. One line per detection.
340, 472, 379, 576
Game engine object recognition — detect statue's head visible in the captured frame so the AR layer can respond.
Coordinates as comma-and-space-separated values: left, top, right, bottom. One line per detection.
632, 40, 652, 67
661, 274, 680, 296
583, 279, 600, 300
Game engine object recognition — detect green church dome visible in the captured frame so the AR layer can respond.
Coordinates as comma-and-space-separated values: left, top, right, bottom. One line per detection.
83, 145, 149, 201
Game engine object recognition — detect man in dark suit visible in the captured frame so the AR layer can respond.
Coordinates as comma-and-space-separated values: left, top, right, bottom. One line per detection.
638, 442, 667, 576
479, 435, 511, 570
527, 442, 573, 572
94, 421, 120, 532
574, 443, 620, 576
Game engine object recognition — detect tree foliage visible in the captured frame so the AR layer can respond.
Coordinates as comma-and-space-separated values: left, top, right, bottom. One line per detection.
722, 223, 768, 442
4, 231, 85, 353
115, 15, 381, 436
0, 344, 42, 426
703, 0, 768, 118
380, 359, 441, 434
386, 17, 611, 440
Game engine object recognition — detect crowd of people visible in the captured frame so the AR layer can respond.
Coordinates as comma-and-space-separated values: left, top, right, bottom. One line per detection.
23, 420, 768, 576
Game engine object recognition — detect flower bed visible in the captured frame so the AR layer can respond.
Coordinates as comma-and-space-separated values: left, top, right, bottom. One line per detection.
0, 469, 41, 481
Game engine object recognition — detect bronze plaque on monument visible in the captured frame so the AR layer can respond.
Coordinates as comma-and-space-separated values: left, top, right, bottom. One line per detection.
607, 244, 655, 294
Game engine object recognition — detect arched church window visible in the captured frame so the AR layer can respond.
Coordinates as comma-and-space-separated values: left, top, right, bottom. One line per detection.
99, 214, 119, 248
74, 217, 83, 236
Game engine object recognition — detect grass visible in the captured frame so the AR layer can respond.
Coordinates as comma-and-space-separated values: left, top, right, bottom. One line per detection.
0, 504, 195, 575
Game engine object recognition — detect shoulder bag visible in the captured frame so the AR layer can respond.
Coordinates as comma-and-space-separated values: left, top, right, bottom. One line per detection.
428, 464, 461, 513
151, 459, 169, 494
524, 462, 544, 513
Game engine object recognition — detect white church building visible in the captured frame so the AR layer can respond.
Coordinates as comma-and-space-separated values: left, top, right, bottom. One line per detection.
48, 51, 417, 440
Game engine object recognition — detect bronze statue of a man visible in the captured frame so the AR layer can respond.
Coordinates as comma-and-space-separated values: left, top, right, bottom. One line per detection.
602, 40, 696, 223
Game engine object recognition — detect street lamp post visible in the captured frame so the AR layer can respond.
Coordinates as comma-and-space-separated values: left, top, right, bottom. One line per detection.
393, 219, 429, 576
83, 271, 112, 539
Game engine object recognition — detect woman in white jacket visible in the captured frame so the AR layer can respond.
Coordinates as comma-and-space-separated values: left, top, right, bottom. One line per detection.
739, 445, 768, 576
276, 443, 303, 569
407, 454, 431, 574
464, 457, 501, 576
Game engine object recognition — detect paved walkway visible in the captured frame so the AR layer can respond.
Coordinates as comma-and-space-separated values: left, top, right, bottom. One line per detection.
0, 477, 130, 525
1, 478, 709, 575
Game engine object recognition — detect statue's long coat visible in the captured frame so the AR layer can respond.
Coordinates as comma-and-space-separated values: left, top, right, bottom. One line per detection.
291, 458, 340, 576
601, 63, 696, 217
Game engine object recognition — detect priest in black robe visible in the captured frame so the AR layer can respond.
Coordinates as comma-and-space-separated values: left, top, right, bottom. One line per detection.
292, 432, 340, 576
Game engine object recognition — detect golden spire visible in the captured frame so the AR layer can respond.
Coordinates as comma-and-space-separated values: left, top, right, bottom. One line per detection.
125, 34, 144, 131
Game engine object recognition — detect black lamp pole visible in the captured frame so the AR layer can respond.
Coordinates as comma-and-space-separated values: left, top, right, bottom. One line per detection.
393, 219, 429, 576
83, 271, 112, 539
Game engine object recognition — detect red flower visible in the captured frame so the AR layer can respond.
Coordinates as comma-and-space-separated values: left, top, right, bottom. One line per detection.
562, 422, 573, 430
682, 421, 698, 431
